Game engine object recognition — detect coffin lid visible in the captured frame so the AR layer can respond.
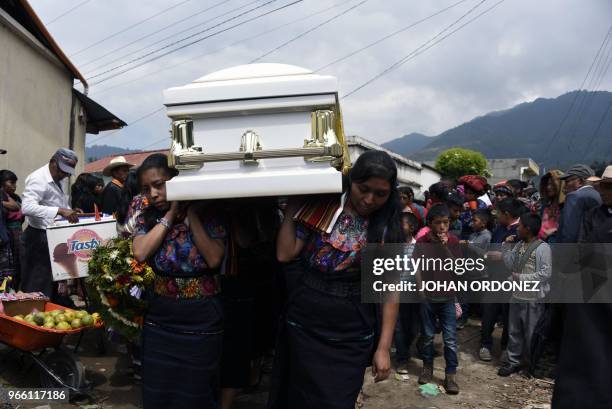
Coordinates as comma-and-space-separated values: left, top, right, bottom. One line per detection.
163, 63, 338, 106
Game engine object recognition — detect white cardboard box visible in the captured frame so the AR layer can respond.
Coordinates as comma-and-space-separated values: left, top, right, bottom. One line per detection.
46, 216, 117, 281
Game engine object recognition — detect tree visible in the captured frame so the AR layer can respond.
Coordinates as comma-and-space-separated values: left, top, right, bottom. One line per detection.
435, 147, 490, 179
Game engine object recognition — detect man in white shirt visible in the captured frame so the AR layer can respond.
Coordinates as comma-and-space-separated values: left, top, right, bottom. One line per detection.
20, 148, 80, 297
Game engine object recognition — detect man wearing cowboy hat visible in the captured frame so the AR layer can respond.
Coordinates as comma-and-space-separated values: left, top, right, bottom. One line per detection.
101, 156, 134, 215
20, 148, 80, 297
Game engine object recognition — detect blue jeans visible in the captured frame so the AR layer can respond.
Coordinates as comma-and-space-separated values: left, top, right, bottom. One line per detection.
420, 302, 458, 374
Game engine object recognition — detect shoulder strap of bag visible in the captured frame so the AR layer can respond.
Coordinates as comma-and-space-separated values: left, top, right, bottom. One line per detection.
514, 239, 544, 273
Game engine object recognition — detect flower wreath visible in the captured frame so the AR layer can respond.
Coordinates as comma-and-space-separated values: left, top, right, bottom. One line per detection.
86, 237, 155, 340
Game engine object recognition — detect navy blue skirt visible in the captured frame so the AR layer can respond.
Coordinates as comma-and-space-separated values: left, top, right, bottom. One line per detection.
268, 271, 377, 409
142, 295, 223, 409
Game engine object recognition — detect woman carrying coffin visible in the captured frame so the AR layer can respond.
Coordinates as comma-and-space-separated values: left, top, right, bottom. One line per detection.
132, 153, 226, 409
270, 150, 402, 409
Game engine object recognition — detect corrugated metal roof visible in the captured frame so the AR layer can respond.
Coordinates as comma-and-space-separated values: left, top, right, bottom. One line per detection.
85, 149, 169, 173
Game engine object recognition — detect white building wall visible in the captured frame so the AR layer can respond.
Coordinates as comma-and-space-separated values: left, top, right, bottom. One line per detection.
0, 10, 85, 193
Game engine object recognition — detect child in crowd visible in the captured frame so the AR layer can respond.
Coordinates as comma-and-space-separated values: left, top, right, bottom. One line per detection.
457, 209, 492, 329
415, 204, 461, 394
479, 199, 524, 361
498, 213, 551, 376
0, 170, 22, 289
416, 190, 464, 240
394, 212, 420, 376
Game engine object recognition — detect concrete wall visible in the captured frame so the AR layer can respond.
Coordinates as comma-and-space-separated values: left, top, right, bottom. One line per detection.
488, 158, 539, 185
347, 144, 440, 195
0, 11, 85, 195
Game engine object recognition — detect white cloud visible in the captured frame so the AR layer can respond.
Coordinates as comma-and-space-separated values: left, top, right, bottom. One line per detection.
29, 0, 612, 150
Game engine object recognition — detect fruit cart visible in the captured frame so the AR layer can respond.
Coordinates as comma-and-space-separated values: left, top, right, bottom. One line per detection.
0, 297, 101, 398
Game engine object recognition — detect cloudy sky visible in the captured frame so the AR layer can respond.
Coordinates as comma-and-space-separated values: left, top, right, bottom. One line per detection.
29, 0, 612, 151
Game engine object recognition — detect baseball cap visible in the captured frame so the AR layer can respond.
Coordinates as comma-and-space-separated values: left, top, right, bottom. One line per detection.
52, 148, 78, 175
559, 164, 595, 180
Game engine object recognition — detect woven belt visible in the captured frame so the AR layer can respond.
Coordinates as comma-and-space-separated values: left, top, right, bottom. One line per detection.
153, 275, 219, 300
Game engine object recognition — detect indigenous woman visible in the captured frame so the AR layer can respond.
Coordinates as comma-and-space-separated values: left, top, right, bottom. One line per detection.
132, 154, 226, 409
538, 170, 565, 242
269, 150, 402, 409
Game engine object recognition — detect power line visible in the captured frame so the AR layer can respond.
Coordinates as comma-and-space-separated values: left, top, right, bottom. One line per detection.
90, 0, 356, 97
565, 28, 612, 151
580, 101, 612, 161
46, 0, 93, 25
86, 0, 280, 81
141, 136, 171, 151
88, 0, 304, 85
79, 0, 233, 70
87, 108, 165, 145
250, 0, 369, 63
542, 24, 612, 161
70, 0, 191, 57
82, 0, 263, 75
343, 0, 502, 99
315, 0, 468, 72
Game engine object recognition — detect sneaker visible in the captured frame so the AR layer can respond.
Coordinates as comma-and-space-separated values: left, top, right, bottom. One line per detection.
396, 363, 409, 375
479, 347, 492, 362
418, 363, 433, 385
444, 374, 459, 394
497, 365, 520, 377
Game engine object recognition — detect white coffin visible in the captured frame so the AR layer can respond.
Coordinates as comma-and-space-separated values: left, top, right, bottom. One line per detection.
163, 63, 348, 201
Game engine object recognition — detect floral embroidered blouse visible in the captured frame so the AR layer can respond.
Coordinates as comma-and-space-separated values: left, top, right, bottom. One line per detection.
296, 209, 368, 273
134, 211, 227, 278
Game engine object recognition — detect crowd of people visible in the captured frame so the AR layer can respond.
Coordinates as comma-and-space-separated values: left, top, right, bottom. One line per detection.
1, 146, 611, 409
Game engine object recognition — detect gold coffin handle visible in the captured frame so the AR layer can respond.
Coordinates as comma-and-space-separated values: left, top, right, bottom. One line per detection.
175, 143, 343, 166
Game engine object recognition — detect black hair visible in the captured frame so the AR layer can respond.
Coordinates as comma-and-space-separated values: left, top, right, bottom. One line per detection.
115, 169, 140, 224
473, 209, 493, 230
348, 150, 403, 243
520, 213, 542, 236
429, 181, 450, 203
137, 154, 178, 230
446, 190, 465, 208
399, 186, 414, 197
497, 198, 523, 218
400, 212, 419, 235
506, 179, 525, 192
0, 170, 17, 184
427, 203, 450, 223
71, 173, 102, 209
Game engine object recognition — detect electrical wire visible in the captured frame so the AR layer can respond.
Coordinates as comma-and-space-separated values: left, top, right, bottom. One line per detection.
46, 0, 93, 25
342, 0, 503, 99
250, 0, 369, 63
88, 0, 304, 85
78, 0, 233, 70
70, 0, 191, 57
315, 0, 469, 72
86, 0, 281, 81
90, 0, 355, 97
87, 108, 164, 145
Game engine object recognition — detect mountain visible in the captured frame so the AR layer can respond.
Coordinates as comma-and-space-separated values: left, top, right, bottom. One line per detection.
85, 145, 141, 163
382, 133, 435, 156
383, 91, 612, 169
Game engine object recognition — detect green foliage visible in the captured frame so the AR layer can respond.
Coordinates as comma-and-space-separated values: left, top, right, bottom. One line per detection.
86, 237, 155, 340
435, 148, 490, 179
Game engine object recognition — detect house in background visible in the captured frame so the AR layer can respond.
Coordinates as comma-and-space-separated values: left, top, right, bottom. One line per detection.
487, 158, 540, 185
85, 149, 168, 181
346, 135, 440, 196
0, 0, 125, 192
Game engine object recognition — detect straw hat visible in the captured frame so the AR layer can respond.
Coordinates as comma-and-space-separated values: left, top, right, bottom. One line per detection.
590, 165, 612, 184
103, 156, 134, 176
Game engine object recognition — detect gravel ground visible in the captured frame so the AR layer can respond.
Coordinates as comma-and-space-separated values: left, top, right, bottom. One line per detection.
0, 319, 553, 409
